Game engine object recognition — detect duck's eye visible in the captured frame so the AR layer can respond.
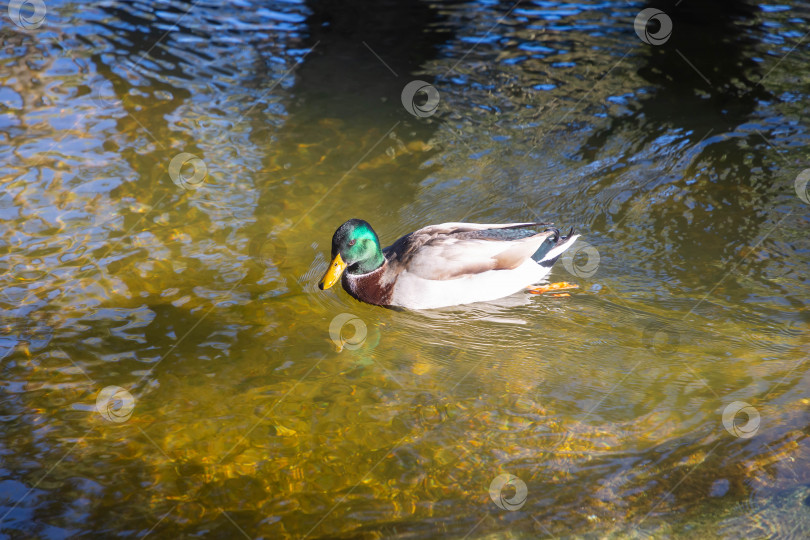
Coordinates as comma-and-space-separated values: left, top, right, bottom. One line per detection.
348, 239, 356, 247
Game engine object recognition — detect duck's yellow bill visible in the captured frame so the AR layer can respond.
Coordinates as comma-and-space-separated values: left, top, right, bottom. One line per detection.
319, 253, 347, 290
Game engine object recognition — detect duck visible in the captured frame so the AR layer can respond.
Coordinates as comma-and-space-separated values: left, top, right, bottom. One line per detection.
318, 219, 580, 309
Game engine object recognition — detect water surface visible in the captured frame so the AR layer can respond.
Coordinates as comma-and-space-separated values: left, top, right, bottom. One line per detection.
1, 0, 809, 538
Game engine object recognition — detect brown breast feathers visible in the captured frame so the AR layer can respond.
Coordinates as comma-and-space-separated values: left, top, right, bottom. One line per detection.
341, 263, 395, 306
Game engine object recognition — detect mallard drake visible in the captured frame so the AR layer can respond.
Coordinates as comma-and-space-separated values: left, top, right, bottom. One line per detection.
318, 219, 580, 309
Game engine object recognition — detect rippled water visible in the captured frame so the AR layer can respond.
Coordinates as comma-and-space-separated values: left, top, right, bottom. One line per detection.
1, 0, 809, 537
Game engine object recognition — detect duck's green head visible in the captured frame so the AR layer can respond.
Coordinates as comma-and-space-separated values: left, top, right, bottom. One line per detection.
318, 219, 385, 290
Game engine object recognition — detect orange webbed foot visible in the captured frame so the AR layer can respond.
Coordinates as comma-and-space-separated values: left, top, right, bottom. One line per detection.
527, 282, 579, 295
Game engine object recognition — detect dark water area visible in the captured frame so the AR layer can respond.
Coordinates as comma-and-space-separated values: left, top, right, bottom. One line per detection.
1, 0, 809, 538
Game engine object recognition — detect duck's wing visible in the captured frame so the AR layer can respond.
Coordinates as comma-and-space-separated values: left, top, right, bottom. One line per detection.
383, 222, 557, 281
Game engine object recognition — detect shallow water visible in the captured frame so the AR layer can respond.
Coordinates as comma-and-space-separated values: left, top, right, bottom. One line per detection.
1, 0, 809, 538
